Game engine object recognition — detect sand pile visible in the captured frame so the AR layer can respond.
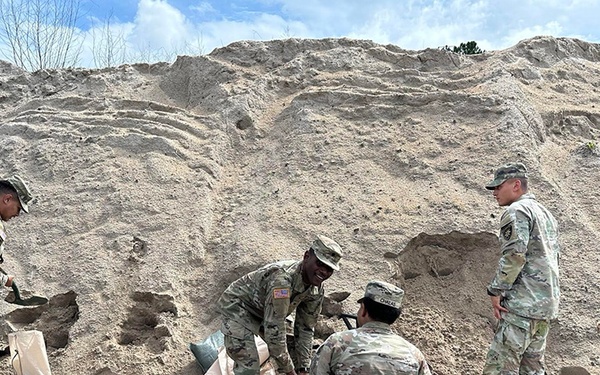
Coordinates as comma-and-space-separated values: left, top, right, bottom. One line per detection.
0, 35, 599, 374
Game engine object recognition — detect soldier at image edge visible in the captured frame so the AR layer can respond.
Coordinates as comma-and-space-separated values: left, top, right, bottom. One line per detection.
483, 162, 560, 375
0, 175, 34, 291
216, 235, 342, 375
310, 280, 432, 375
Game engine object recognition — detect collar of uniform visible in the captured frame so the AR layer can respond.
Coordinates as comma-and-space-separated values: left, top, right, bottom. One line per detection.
360, 321, 393, 332
516, 193, 536, 202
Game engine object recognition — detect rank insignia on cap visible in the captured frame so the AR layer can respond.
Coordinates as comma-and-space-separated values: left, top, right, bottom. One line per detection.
273, 288, 290, 299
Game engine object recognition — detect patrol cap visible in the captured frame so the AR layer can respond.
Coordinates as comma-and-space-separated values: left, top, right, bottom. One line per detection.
311, 235, 342, 271
357, 280, 404, 309
3, 175, 34, 213
485, 162, 528, 190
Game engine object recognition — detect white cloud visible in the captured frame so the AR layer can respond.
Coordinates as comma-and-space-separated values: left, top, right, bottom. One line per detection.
190, 2, 217, 15
130, 0, 192, 50
500, 21, 564, 49
190, 13, 312, 52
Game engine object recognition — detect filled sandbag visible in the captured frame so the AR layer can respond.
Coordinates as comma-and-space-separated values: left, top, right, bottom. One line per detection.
205, 335, 274, 375
8, 330, 52, 375
189, 330, 225, 374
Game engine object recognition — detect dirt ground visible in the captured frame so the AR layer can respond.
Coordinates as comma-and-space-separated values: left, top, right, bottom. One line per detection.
0, 35, 599, 374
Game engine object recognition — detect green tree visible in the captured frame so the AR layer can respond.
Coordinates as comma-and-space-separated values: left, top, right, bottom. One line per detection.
442, 41, 484, 55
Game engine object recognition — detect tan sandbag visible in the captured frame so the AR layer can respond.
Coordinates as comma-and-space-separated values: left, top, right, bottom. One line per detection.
206, 335, 275, 375
8, 330, 52, 375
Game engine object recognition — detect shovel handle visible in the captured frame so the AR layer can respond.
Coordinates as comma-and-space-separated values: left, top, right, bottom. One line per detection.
11, 281, 21, 300
0, 266, 21, 300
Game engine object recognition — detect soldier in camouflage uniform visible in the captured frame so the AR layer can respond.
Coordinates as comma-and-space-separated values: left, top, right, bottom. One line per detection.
217, 235, 343, 375
0, 175, 34, 289
483, 162, 560, 375
310, 280, 432, 375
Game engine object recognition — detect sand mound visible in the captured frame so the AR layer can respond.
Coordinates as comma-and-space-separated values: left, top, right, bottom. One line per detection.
0, 35, 599, 374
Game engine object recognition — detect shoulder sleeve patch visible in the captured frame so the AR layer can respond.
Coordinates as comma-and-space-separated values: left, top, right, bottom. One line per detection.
501, 224, 513, 241
273, 288, 290, 299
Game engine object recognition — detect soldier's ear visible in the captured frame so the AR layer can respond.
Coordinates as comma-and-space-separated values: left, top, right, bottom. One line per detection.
513, 179, 522, 191
358, 303, 367, 318
0, 193, 10, 205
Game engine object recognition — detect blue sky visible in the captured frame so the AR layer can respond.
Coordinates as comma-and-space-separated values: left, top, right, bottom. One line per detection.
4, 0, 600, 68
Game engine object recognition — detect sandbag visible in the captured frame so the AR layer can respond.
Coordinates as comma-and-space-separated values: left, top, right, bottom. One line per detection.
205, 335, 274, 375
8, 330, 52, 375
189, 330, 225, 374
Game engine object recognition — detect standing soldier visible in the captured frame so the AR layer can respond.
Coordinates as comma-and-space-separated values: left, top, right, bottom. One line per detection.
0, 175, 34, 289
310, 280, 432, 375
217, 235, 342, 375
483, 162, 560, 374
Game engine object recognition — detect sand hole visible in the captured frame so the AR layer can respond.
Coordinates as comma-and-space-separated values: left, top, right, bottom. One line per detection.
395, 231, 501, 375
3, 291, 79, 351
4, 305, 47, 328
118, 291, 177, 353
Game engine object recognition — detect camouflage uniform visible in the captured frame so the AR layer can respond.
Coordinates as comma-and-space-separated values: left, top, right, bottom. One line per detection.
217, 236, 342, 375
484, 163, 560, 375
310, 281, 432, 375
0, 220, 6, 262
0, 175, 34, 287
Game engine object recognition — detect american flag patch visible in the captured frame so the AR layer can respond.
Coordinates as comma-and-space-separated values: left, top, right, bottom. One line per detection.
273, 288, 290, 299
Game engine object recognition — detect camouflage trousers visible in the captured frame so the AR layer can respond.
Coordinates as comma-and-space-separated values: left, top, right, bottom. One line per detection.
221, 319, 261, 375
483, 312, 550, 375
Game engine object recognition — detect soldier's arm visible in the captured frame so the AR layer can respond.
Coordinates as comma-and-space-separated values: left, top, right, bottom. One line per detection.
309, 335, 338, 375
293, 294, 322, 368
488, 208, 530, 295
417, 351, 433, 375
263, 279, 295, 373
0, 230, 5, 263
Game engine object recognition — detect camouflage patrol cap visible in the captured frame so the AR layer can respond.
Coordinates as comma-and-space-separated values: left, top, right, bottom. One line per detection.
358, 280, 404, 309
485, 162, 528, 190
311, 235, 342, 271
3, 175, 34, 213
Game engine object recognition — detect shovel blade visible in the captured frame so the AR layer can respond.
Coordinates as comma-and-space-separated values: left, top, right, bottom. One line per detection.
5, 291, 49, 306
11, 295, 49, 306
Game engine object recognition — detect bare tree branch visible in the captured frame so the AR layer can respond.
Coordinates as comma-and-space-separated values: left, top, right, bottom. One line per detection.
0, 0, 82, 71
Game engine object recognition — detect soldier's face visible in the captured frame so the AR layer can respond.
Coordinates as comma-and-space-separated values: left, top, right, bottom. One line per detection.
0, 194, 21, 221
493, 179, 519, 206
302, 251, 334, 287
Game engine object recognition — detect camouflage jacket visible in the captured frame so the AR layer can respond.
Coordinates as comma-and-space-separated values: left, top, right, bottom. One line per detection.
0, 221, 9, 286
217, 260, 323, 373
0, 221, 5, 257
310, 321, 432, 375
488, 193, 561, 319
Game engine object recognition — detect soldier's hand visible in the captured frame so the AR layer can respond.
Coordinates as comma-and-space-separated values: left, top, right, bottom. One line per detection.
490, 295, 508, 319
4, 275, 14, 288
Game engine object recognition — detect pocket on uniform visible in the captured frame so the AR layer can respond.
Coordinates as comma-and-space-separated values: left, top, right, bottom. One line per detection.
502, 312, 531, 331
500, 319, 527, 353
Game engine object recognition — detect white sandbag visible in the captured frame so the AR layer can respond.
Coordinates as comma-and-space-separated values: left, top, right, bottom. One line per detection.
206, 335, 275, 375
8, 330, 52, 375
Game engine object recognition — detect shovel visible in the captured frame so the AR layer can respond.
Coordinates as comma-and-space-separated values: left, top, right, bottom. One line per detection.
0, 267, 48, 306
